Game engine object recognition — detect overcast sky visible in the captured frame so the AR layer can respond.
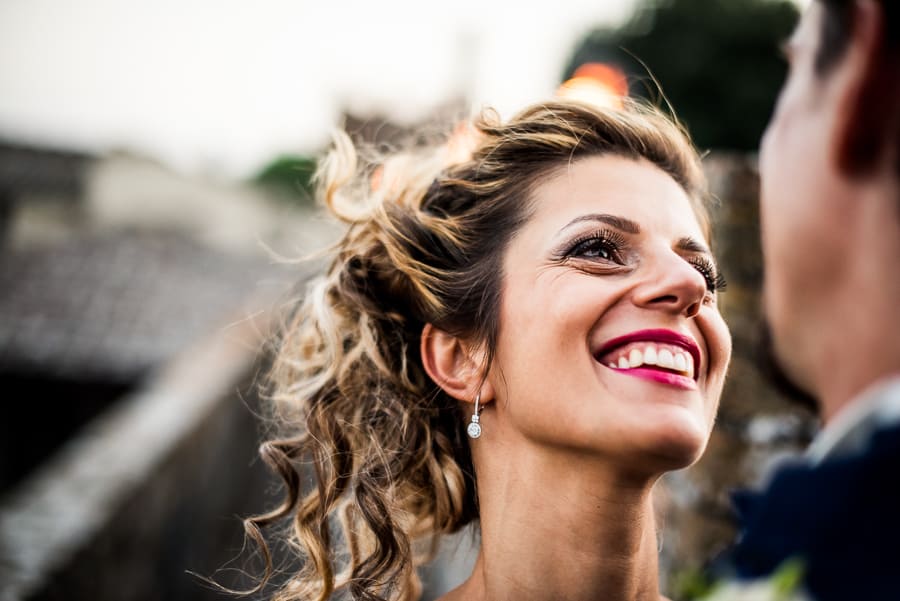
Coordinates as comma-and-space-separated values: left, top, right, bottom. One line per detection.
0, 0, 806, 178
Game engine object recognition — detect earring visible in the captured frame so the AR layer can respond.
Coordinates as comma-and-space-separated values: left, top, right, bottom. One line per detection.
467, 392, 483, 439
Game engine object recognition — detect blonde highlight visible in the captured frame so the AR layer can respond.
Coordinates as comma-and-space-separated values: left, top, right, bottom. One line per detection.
244, 99, 709, 601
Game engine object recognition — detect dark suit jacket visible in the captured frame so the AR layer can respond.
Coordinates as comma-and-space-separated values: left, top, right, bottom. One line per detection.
726, 421, 900, 600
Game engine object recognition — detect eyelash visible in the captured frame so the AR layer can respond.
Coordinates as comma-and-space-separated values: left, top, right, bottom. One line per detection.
563, 229, 626, 262
689, 256, 728, 293
563, 230, 727, 293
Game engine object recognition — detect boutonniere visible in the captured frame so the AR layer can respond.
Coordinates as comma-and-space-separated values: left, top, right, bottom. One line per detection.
699, 559, 808, 601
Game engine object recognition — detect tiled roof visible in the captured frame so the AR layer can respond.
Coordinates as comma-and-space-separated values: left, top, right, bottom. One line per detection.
0, 141, 93, 200
0, 230, 284, 381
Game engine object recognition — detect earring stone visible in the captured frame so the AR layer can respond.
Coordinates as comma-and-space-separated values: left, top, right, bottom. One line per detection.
467, 413, 482, 439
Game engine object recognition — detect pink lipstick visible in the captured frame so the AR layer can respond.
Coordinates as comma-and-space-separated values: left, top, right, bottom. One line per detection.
594, 329, 702, 389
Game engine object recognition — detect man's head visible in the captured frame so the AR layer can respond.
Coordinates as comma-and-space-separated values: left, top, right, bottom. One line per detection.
759, 0, 900, 421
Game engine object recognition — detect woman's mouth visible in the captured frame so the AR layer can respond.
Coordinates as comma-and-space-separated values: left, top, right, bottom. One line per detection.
594, 329, 702, 389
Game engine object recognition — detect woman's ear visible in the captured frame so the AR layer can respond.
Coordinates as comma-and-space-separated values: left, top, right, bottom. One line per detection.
420, 323, 492, 402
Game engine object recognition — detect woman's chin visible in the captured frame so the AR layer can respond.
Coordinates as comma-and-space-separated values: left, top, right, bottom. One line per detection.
631, 417, 711, 473
656, 435, 708, 470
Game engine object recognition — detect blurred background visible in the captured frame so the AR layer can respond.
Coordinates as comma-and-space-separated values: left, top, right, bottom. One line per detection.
0, 0, 815, 599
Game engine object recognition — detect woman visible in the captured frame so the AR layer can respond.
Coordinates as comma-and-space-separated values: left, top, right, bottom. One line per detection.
249, 99, 732, 601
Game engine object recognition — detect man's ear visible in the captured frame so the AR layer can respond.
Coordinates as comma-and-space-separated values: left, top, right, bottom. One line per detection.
834, 0, 900, 175
420, 323, 493, 402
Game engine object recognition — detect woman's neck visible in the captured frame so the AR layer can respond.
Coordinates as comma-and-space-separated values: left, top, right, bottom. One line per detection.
444, 446, 662, 601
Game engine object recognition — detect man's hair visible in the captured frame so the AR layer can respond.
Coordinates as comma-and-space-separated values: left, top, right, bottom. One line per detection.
816, 0, 898, 73
816, 0, 900, 176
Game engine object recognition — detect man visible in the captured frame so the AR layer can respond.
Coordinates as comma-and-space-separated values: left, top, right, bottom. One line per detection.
713, 0, 900, 599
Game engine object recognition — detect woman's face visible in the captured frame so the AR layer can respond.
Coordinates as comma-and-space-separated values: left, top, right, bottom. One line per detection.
487, 155, 731, 472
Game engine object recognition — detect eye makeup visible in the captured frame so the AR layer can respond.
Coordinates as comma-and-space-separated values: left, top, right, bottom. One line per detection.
551, 219, 726, 294
688, 255, 727, 293
555, 228, 628, 264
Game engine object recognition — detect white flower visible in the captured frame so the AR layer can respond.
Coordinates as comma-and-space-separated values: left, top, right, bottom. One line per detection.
699, 559, 809, 601
702, 579, 810, 601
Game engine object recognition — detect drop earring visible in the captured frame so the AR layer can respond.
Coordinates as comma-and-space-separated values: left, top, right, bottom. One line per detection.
466, 392, 483, 439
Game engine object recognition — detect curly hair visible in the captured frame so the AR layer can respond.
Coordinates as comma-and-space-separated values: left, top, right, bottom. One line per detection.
246, 99, 709, 601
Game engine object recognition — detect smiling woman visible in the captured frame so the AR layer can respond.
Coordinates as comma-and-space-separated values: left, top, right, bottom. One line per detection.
249, 99, 732, 601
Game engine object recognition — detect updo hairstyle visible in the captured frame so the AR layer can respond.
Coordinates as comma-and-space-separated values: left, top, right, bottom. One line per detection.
248, 99, 708, 601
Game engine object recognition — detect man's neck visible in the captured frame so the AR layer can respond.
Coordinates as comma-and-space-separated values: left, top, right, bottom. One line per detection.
813, 182, 900, 425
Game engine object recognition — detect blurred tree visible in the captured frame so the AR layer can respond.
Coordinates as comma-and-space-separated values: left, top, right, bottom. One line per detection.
564, 0, 799, 151
253, 155, 317, 205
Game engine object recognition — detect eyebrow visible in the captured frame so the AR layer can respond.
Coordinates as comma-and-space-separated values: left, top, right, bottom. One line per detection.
779, 40, 794, 61
559, 214, 711, 255
559, 213, 641, 235
781, 25, 805, 60
676, 236, 711, 255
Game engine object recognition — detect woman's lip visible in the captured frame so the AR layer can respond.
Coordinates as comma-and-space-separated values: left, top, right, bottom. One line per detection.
594, 328, 702, 380
608, 366, 698, 390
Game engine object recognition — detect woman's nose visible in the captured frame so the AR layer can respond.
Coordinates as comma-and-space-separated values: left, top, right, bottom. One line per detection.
632, 252, 708, 318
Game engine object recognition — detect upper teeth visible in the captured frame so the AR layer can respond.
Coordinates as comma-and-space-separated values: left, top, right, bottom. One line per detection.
606, 343, 695, 379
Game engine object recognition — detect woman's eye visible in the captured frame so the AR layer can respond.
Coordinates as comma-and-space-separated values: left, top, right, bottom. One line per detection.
689, 256, 727, 293
564, 230, 625, 263
570, 238, 617, 260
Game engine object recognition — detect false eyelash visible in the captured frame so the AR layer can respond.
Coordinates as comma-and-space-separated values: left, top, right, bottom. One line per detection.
562, 228, 627, 260
688, 256, 728, 293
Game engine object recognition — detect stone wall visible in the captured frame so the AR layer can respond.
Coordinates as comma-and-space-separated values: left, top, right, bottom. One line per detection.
0, 320, 276, 601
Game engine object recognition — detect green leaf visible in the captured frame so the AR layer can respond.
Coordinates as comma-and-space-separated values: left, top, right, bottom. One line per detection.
771, 558, 805, 596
